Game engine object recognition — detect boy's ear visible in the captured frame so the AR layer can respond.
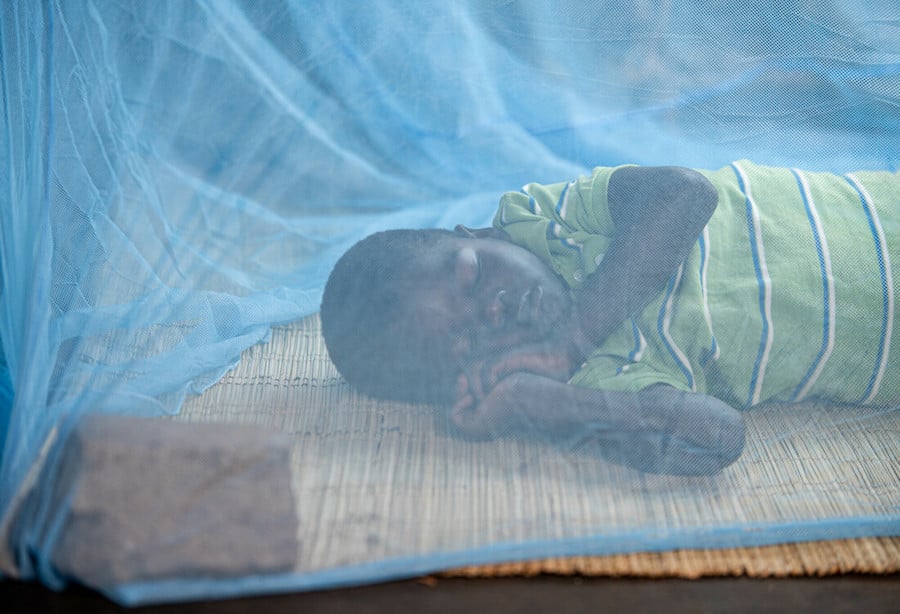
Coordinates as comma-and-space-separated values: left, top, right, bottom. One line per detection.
454, 224, 511, 242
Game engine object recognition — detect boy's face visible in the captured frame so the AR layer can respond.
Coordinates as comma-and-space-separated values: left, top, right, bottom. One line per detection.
405, 234, 572, 376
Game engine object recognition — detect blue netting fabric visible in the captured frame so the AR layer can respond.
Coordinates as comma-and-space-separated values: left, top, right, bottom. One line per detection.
0, 0, 898, 605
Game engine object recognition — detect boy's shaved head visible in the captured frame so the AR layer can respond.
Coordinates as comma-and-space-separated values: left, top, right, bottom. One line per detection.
321, 229, 459, 403
322, 227, 573, 404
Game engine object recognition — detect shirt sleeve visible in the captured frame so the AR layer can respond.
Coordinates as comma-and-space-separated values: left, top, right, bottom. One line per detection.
569, 350, 693, 394
495, 164, 688, 395
493, 166, 625, 289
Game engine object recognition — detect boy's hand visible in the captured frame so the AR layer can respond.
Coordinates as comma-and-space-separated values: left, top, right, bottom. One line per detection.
456, 341, 578, 403
451, 372, 534, 439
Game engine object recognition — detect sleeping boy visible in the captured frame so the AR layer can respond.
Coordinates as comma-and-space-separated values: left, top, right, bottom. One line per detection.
320, 161, 898, 475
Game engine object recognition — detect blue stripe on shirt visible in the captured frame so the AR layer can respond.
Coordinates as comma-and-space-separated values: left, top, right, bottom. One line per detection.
555, 182, 572, 218
656, 269, 694, 390
845, 174, 891, 404
731, 163, 771, 408
790, 168, 832, 401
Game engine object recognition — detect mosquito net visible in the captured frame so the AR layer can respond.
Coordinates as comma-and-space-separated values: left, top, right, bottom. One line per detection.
1, 0, 898, 606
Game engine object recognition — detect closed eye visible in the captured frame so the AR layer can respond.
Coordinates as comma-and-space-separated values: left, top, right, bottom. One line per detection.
456, 247, 481, 291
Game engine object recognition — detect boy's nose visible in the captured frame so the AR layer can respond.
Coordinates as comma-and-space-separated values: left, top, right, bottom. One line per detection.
486, 290, 507, 327
487, 290, 506, 327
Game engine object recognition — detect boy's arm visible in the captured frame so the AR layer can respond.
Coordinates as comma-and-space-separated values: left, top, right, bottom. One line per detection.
452, 373, 744, 475
572, 166, 718, 357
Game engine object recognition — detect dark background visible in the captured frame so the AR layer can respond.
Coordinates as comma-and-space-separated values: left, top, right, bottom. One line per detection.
3, 575, 899, 613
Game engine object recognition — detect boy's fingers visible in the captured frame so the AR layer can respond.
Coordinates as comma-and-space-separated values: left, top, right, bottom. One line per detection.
450, 400, 484, 436
488, 353, 548, 382
452, 393, 474, 414
465, 363, 486, 400
456, 370, 485, 403
451, 402, 499, 441
487, 358, 513, 386
455, 372, 469, 398
483, 355, 516, 388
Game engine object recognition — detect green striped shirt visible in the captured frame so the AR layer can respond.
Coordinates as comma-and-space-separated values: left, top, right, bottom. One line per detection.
494, 161, 899, 408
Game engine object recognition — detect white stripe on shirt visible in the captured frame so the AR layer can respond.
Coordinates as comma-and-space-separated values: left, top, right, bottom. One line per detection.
699, 226, 720, 361
661, 264, 696, 392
